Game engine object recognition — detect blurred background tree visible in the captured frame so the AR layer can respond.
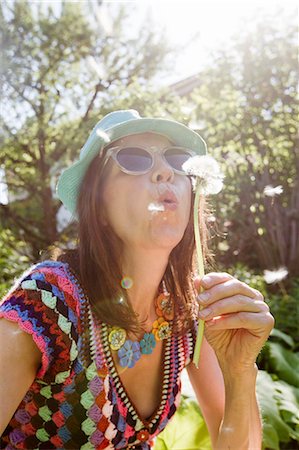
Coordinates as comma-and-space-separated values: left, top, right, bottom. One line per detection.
0, 0, 183, 274
186, 9, 298, 278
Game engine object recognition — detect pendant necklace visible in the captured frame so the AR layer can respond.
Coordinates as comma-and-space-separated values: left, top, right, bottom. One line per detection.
107, 291, 174, 369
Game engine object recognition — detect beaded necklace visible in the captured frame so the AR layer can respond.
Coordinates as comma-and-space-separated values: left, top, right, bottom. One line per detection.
107, 291, 174, 369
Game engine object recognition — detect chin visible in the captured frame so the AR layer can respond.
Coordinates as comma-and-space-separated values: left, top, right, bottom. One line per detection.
151, 228, 185, 250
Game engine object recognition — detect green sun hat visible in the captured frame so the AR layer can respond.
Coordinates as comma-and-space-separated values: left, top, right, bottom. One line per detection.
56, 109, 207, 217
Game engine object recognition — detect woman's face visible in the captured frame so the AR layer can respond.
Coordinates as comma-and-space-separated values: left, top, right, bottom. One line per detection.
101, 133, 192, 253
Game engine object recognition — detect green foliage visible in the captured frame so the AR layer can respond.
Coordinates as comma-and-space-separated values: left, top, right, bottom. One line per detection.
266, 281, 299, 346
0, 229, 30, 297
188, 8, 298, 277
154, 395, 211, 450
257, 329, 299, 449
257, 371, 299, 449
0, 0, 178, 263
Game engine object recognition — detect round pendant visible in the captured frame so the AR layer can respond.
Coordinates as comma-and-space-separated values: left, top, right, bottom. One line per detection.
153, 317, 171, 341
108, 327, 126, 351
157, 321, 171, 340
137, 429, 150, 442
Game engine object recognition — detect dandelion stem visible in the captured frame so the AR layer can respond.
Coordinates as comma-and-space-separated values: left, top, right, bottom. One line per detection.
193, 187, 205, 368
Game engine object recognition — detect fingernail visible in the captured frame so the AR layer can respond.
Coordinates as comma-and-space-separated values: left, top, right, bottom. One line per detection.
197, 292, 210, 303
199, 308, 211, 318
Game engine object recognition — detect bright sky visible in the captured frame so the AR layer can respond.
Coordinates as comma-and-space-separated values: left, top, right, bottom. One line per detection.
114, 0, 297, 83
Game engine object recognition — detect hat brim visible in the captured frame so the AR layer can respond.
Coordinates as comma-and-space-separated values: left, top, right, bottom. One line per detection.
57, 117, 207, 217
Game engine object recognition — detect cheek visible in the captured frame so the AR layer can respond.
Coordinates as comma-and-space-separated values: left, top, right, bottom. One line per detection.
101, 177, 140, 232
182, 181, 192, 218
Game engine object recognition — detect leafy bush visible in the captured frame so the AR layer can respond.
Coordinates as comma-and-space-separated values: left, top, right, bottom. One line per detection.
257, 329, 299, 449
266, 282, 299, 347
0, 229, 30, 298
257, 371, 299, 450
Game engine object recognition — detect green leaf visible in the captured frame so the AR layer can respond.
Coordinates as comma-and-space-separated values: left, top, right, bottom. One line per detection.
274, 380, 299, 421
257, 371, 295, 445
268, 342, 299, 386
261, 423, 280, 450
154, 396, 211, 450
270, 329, 295, 348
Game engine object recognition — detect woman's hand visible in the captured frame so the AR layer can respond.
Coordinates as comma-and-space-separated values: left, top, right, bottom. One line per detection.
195, 272, 275, 376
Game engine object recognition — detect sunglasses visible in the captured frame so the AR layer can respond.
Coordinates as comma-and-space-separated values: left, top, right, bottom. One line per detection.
103, 145, 195, 175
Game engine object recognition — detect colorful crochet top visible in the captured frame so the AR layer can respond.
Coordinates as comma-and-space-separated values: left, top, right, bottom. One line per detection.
0, 261, 196, 449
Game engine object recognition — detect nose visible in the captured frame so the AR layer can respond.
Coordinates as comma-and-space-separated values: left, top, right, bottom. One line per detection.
151, 153, 175, 183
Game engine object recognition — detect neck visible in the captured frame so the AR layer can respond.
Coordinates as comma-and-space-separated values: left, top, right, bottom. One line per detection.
122, 247, 170, 322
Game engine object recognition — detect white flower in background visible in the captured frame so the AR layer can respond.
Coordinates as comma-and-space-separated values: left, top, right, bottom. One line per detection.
264, 267, 288, 284
263, 185, 283, 197
182, 155, 224, 195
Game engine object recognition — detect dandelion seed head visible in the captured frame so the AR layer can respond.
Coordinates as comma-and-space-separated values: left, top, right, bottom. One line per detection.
263, 267, 288, 284
182, 155, 224, 195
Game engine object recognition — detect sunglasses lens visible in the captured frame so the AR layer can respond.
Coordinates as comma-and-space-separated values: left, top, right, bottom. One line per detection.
164, 148, 192, 172
116, 147, 152, 172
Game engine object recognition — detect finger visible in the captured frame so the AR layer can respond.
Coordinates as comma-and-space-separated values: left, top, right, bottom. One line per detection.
205, 311, 275, 333
197, 278, 264, 307
198, 296, 269, 321
197, 272, 234, 290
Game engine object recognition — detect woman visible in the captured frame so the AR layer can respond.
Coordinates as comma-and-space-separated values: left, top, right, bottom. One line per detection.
0, 110, 274, 449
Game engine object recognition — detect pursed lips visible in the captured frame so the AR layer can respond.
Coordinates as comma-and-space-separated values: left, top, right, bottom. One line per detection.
156, 189, 179, 211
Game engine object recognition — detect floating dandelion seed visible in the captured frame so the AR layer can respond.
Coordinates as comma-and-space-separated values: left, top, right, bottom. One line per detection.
264, 268, 288, 284
148, 202, 165, 212
121, 277, 133, 289
263, 185, 283, 197
183, 154, 224, 368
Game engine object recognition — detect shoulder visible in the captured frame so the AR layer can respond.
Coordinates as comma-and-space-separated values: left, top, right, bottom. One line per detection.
2, 259, 81, 312
0, 260, 82, 380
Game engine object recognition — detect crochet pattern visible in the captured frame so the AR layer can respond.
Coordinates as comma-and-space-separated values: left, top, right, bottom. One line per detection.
0, 261, 196, 449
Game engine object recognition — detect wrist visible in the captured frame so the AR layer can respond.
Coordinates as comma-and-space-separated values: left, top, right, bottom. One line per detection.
220, 361, 258, 379
221, 364, 258, 390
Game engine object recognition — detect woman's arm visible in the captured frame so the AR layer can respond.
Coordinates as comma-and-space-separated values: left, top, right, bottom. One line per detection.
188, 272, 274, 449
216, 364, 262, 449
0, 318, 41, 435
187, 339, 262, 449
187, 337, 225, 446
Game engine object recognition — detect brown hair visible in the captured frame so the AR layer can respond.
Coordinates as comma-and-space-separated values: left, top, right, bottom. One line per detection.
58, 146, 212, 336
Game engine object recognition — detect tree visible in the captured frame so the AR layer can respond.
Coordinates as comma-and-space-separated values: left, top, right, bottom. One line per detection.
0, 0, 178, 266
187, 7, 298, 277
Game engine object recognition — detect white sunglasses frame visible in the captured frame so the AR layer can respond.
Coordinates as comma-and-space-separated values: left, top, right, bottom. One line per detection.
102, 145, 196, 175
